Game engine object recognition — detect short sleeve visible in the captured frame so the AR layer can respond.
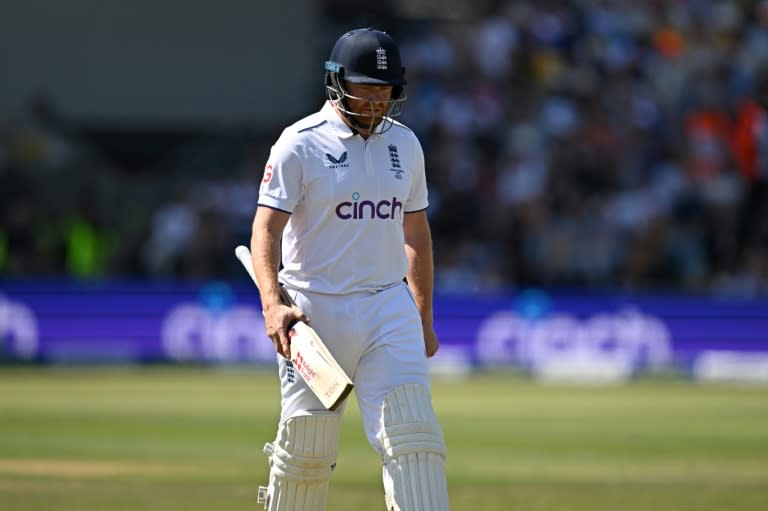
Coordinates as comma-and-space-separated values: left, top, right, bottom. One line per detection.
405, 136, 429, 213
257, 133, 303, 213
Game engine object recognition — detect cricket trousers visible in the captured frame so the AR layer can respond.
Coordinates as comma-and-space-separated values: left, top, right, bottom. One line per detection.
276, 281, 433, 449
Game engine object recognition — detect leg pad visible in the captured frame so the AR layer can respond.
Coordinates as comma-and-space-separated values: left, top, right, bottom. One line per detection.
259, 411, 341, 510
378, 384, 449, 510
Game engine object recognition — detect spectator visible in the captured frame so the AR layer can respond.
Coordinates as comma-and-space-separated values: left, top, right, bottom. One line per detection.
2, 1, 767, 298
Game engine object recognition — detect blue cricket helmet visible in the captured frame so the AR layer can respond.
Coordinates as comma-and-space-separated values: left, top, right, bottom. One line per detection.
325, 28, 407, 86
324, 28, 408, 133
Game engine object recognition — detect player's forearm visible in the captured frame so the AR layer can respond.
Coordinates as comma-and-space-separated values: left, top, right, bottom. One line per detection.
404, 222, 435, 326
251, 219, 284, 309
406, 254, 434, 323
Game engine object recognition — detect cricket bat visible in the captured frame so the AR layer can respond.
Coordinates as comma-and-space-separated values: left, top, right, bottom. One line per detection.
234, 245, 353, 411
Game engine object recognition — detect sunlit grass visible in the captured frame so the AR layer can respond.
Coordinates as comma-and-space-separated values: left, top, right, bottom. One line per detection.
0, 367, 766, 510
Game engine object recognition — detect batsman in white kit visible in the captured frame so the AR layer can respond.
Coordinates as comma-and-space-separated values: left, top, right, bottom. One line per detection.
248, 27, 449, 510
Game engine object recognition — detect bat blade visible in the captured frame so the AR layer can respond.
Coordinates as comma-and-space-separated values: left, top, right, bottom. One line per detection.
234, 245, 353, 410
289, 322, 354, 410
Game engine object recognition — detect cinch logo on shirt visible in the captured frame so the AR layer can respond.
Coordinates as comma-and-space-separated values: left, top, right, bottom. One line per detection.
335, 192, 403, 220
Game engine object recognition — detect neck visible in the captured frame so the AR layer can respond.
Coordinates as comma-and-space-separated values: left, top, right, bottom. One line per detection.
332, 103, 375, 139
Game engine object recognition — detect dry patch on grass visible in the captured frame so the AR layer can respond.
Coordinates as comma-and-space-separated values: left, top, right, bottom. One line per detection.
458, 458, 768, 485
0, 459, 185, 479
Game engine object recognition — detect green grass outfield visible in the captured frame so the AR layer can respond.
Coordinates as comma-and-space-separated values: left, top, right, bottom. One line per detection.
0, 367, 767, 510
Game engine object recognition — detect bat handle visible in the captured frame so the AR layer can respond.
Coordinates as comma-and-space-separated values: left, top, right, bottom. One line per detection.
235, 244, 298, 308
234, 245, 259, 286
278, 286, 297, 307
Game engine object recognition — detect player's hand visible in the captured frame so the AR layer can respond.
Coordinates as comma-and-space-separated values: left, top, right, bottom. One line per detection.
423, 326, 439, 358
263, 303, 308, 359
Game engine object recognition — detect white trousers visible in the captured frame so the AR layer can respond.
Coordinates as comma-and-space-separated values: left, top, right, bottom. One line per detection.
277, 281, 432, 451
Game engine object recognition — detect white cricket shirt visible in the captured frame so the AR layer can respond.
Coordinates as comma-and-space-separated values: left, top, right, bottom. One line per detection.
258, 101, 429, 295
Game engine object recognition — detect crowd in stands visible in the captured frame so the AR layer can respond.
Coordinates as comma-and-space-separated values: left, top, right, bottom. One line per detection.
2, 0, 767, 297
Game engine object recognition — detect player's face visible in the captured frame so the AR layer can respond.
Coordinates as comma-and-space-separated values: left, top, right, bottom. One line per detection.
342, 82, 394, 132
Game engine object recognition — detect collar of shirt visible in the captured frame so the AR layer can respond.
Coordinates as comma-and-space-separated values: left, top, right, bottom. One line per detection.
321, 101, 386, 139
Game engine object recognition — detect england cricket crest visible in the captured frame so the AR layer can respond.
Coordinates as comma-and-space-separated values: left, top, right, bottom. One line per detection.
284, 359, 296, 383
388, 144, 403, 179
376, 47, 388, 70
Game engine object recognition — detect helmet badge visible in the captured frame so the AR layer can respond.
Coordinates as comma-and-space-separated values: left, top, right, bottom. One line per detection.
376, 47, 388, 70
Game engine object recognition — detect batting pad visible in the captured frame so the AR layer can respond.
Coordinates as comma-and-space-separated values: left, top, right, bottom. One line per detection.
258, 411, 341, 511
378, 383, 449, 510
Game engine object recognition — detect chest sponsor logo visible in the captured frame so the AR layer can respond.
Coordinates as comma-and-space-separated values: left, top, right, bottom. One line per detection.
325, 151, 349, 168
335, 192, 403, 220
388, 144, 403, 179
